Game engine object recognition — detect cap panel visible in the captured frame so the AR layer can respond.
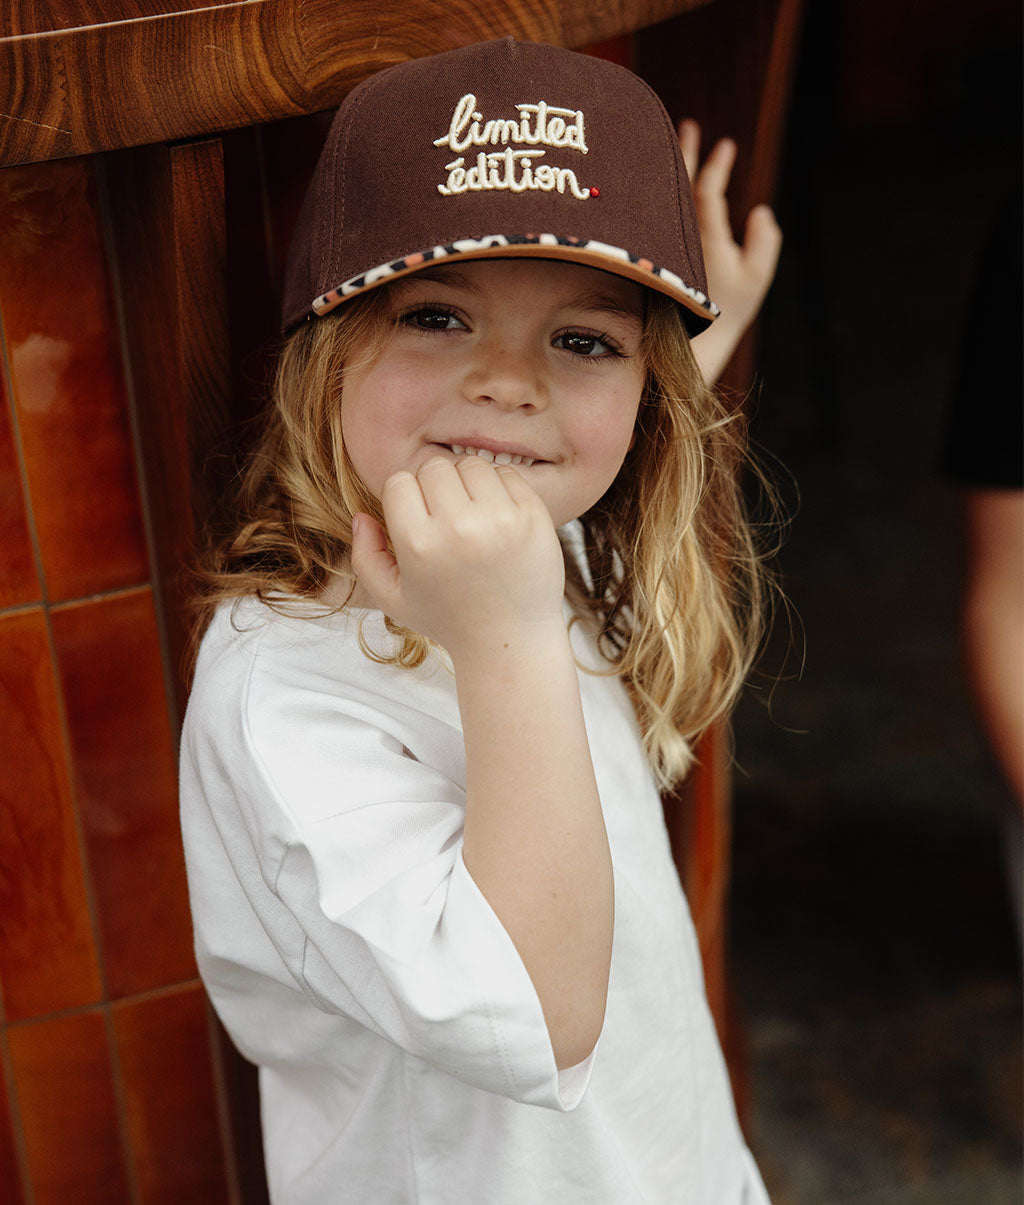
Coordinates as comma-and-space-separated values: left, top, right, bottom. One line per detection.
282, 38, 716, 333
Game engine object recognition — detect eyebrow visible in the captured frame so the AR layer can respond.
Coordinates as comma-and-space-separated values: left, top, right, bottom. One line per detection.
565, 288, 645, 325
394, 263, 644, 324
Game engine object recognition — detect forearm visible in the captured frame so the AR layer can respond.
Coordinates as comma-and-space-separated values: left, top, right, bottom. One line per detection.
691, 315, 747, 384
454, 620, 614, 1069
964, 490, 1024, 805
351, 459, 614, 1066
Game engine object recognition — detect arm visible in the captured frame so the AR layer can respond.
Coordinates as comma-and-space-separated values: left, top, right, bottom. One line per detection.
962, 488, 1024, 806
679, 119, 783, 385
351, 455, 614, 1069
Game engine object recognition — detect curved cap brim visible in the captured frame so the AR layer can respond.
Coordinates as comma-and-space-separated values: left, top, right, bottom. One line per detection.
308, 233, 719, 335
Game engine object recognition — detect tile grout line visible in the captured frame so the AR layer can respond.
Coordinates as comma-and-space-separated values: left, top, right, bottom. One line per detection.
4, 977, 207, 1032
0, 582, 154, 622
100, 1005, 143, 1205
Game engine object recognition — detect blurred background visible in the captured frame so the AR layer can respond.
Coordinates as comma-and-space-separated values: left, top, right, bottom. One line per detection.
728, 2, 1023, 1201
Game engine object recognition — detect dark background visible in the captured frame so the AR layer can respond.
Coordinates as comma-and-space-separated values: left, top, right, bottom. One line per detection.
728, 1, 1023, 1200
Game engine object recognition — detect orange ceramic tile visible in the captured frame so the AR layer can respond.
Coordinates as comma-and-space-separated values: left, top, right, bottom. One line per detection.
0, 1053, 27, 1205
0, 609, 103, 1021
0, 158, 148, 602
7, 1011, 129, 1204
113, 984, 229, 1203
51, 588, 195, 999
0, 368, 40, 609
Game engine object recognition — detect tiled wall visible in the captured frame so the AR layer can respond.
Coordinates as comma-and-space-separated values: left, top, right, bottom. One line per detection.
0, 156, 230, 1203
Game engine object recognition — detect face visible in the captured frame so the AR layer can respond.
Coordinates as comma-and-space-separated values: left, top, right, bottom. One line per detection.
339, 258, 647, 530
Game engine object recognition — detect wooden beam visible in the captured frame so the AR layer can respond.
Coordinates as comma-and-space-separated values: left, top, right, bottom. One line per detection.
0, 0, 714, 167
101, 137, 230, 717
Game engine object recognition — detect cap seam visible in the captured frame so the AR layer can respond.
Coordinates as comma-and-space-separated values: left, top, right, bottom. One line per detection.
631, 72, 691, 286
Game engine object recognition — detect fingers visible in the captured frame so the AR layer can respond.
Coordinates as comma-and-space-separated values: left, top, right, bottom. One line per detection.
349, 511, 400, 611
743, 204, 784, 282
416, 455, 482, 513
365, 456, 559, 649
452, 454, 520, 506
697, 135, 737, 197
379, 456, 534, 543
493, 462, 535, 505
678, 117, 701, 182
413, 454, 525, 512
693, 136, 737, 246
684, 127, 783, 300
678, 119, 737, 206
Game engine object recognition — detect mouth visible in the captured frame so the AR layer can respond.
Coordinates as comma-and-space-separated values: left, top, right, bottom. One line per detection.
433, 441, 548, 467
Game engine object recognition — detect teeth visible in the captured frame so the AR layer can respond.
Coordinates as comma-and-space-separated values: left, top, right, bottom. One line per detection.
447, 444, 536, 467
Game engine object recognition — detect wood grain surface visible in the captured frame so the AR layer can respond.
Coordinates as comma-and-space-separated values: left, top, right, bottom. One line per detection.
0, 0, 713, 167
100, 137, 229, 716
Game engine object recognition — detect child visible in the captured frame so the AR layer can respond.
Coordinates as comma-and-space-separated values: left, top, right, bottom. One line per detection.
180, 37, 780, 1203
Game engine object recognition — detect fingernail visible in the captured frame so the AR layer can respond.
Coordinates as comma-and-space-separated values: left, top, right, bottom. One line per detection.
351, 515, 361, 537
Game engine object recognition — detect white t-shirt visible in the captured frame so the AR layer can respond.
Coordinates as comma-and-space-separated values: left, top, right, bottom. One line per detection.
180, 596, 769, 1204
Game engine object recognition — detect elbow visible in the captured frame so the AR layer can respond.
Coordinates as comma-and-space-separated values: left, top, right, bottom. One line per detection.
554, 1033, 600, 1072
550, 992, 607, 1071
544, 911, 613, 1071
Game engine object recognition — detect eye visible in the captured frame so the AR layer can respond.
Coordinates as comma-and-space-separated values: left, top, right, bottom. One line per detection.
400, 306, 467, 332
553, 330, 624, 358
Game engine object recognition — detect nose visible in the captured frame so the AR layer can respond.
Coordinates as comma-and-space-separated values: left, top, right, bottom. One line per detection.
462, 336, 548, 411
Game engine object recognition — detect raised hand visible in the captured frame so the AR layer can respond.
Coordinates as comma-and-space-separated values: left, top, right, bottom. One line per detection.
679, 118, 783, 383
349, 455, 566, 660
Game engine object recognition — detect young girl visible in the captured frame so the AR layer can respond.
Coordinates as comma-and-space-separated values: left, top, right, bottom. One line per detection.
180, 37, 780, 1203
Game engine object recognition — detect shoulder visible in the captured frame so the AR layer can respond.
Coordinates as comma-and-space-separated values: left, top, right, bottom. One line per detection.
184, 595, 462, 773
181, 597, 467, 854
193, 591, 450, 695
187, 596, 338, 727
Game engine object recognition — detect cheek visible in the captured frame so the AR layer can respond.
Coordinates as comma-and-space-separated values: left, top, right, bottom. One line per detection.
339, 388, 393, 498
340, 363, 431, 484
581, 386, 643, 468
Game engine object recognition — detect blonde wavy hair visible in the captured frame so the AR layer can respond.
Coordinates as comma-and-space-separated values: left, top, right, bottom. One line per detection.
193, 281, 772, 789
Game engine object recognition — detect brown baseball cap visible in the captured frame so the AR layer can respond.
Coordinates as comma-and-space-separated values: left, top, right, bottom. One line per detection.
282, 37, 718, 334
